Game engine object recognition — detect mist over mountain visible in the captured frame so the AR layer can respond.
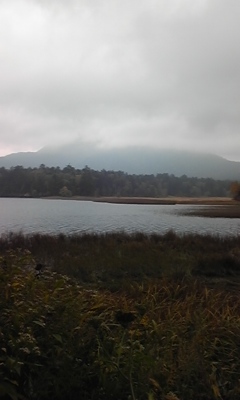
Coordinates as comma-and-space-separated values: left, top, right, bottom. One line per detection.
0, 144, 239, 180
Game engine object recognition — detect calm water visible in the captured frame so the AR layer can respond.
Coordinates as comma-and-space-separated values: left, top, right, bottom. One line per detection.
0, 198, 239, 236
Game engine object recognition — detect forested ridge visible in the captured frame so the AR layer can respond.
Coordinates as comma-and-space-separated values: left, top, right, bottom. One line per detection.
0, 164, 231, 198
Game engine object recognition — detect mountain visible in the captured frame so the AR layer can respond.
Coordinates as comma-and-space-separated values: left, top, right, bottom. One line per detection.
0, 144, 239, 180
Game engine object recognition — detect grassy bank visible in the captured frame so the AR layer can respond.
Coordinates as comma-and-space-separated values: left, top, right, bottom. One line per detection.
1, 232, 240, 399
92, 196, 237, 206
44, 196, 240, 217
182, 205, 240, 218
44, 196, 236, 206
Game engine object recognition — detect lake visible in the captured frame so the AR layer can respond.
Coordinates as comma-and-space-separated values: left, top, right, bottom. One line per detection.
0, 198, 239, 236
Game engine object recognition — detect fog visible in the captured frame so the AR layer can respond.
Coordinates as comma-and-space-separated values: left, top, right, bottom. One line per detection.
0, 0, 240, 160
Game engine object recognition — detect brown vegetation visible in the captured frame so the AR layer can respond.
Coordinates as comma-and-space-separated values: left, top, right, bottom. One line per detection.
93, 196, 236, 205
45, 195, 235, 205
1, 232, 240, 399
181, 204, 240, 218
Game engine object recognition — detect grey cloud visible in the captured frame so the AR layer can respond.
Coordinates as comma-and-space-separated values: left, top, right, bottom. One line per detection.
0, 0, 240, 160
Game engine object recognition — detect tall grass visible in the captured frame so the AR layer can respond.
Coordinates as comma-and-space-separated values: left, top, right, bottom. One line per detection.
1, 231, 240, 285
1, 232, 240, 399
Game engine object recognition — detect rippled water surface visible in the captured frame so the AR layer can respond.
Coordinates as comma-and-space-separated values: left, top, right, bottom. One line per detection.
0, 198, 239, 236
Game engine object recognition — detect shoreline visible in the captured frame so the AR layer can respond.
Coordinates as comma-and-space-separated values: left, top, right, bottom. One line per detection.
43, 195, 240, 218
43, 195, 236, 205
3, 195, 240, 217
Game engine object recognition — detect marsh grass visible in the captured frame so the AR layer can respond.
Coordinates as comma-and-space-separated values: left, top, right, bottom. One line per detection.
1, 232, 240, 399
1, 231, 240, 286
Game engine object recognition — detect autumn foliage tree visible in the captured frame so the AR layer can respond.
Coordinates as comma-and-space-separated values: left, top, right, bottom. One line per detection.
230, 181, 240, 200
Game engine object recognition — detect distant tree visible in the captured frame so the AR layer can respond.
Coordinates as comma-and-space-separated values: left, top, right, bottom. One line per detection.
230, 181, 240, 201
0, 165, 232, 199
63, 164, 75, 174
59, 186, 72, 197
79, 166, 94, 195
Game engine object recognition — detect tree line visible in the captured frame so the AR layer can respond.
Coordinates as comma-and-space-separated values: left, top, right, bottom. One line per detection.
0, 164, 233, 198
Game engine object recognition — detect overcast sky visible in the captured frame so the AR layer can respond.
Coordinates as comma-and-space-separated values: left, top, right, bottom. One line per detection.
0, 0, 240, 160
